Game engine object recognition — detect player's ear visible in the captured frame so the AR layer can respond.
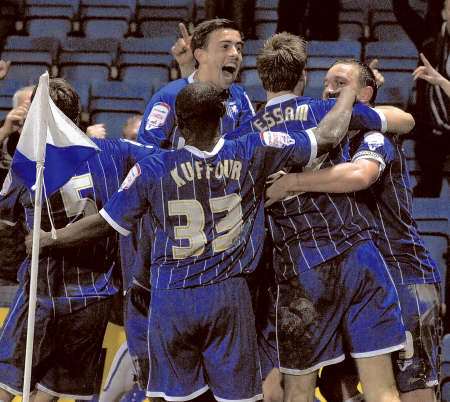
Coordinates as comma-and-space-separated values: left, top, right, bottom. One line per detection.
359, 86, 373, 104
194, 48, 207, 65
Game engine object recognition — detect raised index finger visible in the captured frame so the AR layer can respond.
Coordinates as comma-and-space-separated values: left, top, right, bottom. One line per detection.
419, 53, 432, 68
178, 23, 190, 43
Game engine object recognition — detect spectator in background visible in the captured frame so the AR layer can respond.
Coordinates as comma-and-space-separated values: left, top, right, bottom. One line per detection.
122, 114, 142, 141
205, 0, 256, 38
414, 52, 450, 97
276, 0, 339, 40
0, 60, 11, 80
0, 86, 33, 186
393, 0, 450, 197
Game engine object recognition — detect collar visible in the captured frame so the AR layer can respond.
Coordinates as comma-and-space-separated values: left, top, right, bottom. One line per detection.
187, 71, 196, 83
184, 138, 225, 158
266, 93, 297, 107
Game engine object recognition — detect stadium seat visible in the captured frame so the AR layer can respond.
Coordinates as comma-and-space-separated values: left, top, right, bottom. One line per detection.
90, 111, 140, 138
0, 52, 52, 82
0, 79, 28, 120
244, 84, 266, 105
375, 72, 414, 107
364, 41, 418, 71
240, 69, 261, 86
442, 381, 450, 402
3, 36, 59, 64
255, 21, 276, 39
244, 39, 265, 56
308, 40, 362, 69
68, 79, 91, 115
80, 5, 133, 38
372, 22, 410, 42
24, 0, 78, 36
339, 23, 364, 40
137, 0, 190, 37
119, 37, 174, 87
401, 138, 415, 160
59, 38, 119, 82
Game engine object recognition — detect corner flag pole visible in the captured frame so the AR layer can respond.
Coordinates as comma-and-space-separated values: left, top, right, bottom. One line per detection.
22, 162, 45, 402
20, 72, 49, 402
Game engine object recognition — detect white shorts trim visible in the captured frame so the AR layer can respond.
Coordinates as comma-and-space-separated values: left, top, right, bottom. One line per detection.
147, 385, 209, 401
36, 383, 94, 400
351, 342, 406, 359
214, 393, 264, 402
0, 381, 22, 396
280, 354, 345, 375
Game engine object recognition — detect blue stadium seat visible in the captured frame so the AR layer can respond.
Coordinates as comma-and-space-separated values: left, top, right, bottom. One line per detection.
244, 84, 266, 105
91, 111, 140, 138
68, 80, 91, 113
24, 0, 78, 36
244, 39, 265, 56
0, 52, 52, 82
137, 0, 190, 37
91, 81, 150, 102
375, 72, 414, 107
442, 381, 450, 402
80, 0, 134, 38
119, 37, 174, 86
255, 21, 276, 39
0, 79, 28, 118
240, 69, 260, 86
401, 138, 415, 160
339, 23, 364, 40
308, 40, 361, 67
3, 36, 60, 64
59, 38, 119, 82
372, 22, 410, 42
304, 86, 325, 100
256, 0, 277, 10
365, 41, 418, 71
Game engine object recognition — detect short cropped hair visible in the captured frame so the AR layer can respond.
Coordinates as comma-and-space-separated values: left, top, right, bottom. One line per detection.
191, 18, 242, 68
175, 81, 225, 134
31, 78, 81, 125
256, 32, 307, 93
332, 59, 378, 104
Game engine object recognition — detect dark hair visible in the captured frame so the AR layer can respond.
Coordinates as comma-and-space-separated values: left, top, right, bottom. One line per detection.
332, 59, 378, 104
256, 32, 307, 93
191, 18, 242, 68
31, 78, 81, 125
175, 81, 225, 134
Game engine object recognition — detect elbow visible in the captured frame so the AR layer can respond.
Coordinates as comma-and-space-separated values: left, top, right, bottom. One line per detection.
404, 113, 415, 133
347, 172, 375, 191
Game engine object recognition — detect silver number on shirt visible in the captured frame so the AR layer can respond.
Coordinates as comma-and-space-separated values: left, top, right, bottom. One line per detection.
168, 194, 243, 259
60, 173, 97, 218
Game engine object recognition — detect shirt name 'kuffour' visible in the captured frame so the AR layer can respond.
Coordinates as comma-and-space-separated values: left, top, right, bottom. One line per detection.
171, 159, 242, 187
252, 104, 309, 131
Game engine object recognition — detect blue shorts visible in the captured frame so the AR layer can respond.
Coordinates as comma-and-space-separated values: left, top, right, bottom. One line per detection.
124, 281, 150, 390
393, 283, 441, 392
147, 277, 263, 402
0, 287, 111, 399
276, 240, 406, 374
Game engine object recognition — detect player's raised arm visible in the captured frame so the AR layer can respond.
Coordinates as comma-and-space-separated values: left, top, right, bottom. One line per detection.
171, 22, 195, 78
313, 85, 357, 154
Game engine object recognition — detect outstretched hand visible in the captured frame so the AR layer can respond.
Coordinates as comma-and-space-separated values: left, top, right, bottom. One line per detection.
412, 53, 445, 86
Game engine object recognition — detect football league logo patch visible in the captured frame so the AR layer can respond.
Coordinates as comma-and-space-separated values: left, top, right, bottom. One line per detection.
119, 164, 141, 192
260, 131, 295, 148
364, 132, 384, 151
145, 102, 170, 130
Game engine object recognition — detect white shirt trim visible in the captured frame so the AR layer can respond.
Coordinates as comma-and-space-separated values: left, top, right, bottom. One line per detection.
305, 128, 318, 166
373, 108, 387, 133
184, 138, 225, 158
0, 218, 17, 227
99, 209, 130, 236
266, 93, 297, 107
187, 71, 196, 84
351, 342, 406, 359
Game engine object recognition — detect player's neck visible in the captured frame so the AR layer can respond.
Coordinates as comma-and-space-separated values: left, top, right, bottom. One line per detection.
266, 90, 296, 101
184, 129, 221, 153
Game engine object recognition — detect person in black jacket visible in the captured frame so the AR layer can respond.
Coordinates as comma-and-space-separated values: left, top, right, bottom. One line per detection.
393, 0, 450, 197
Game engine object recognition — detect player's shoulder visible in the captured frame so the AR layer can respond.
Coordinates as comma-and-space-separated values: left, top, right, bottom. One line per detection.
137, 149, 175, 176
229, 82, 247, 96
153, 78, 189, 99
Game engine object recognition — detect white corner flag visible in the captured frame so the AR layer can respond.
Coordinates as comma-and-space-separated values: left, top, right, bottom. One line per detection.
11, 72, 99, 196
9, 72, 99, 402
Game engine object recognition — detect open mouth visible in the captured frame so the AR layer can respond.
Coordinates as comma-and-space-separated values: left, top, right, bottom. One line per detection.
222, 65, 237, 76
